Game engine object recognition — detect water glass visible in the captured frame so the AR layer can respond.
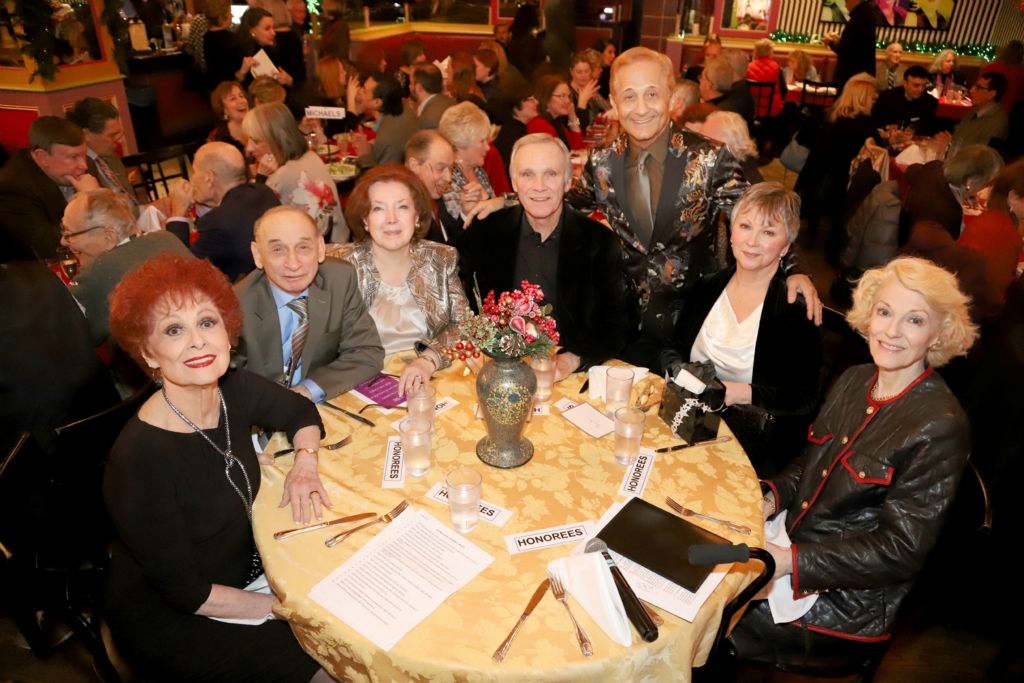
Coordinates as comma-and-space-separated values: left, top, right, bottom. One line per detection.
406, 384, 436, 431
605, 367, 634, 417
400, 417, 432, 477
531, 356, 554, 402
445, 466, 482, 533
613, 407, 646, 465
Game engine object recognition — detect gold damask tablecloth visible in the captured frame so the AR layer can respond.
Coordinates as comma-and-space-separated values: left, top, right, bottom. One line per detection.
253, 354, 766, 682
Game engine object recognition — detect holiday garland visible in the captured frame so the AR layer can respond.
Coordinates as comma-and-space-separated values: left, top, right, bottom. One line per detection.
770, 29, 998, 62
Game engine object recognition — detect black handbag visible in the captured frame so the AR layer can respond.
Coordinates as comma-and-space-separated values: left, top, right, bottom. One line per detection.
658, 361, 726, 443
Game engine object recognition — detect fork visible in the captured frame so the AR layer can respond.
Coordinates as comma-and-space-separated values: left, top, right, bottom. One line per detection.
273, 435, 352, 457
665, 496, 751, 535
548, 572, 593, 657
324, 499, 409, 548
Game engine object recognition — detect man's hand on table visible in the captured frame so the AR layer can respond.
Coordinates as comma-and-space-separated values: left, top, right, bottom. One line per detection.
786, 273, 822, 325
553, 352, 581, 382
280, 426, 333, 523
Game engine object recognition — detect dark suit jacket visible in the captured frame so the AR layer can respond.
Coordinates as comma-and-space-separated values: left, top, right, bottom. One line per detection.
458, 204, 636, 369
73, 231, 193, 345
872, 87, 938, 134
418, 94, 455, 130
830, 1, 878, 87
167, 182, 280, 282
234, 260, 384, 399
0, 149, 68, 262
667, 266, 822, 473
359, 105, 419, 168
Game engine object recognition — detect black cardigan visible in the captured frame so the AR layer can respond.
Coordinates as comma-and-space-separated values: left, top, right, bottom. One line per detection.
667, 266, 822, 474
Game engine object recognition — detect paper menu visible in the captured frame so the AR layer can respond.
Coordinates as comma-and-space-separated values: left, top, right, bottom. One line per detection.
251, 49, 278, 77
309, 508, 493, 651
561, 402, 615, 438
577, 502, 729, 622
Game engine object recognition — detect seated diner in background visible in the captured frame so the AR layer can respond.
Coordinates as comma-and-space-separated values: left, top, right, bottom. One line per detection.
207, 80, 250, 156
103, 253, 334, 682
528, 74, 586, 151
729, 256, 978, 666
438, 101, 506, 232
661, 182, 821, 476
333, 164, 469, 397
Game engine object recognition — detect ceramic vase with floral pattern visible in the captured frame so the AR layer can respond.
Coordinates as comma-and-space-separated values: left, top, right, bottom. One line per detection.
475, 352, 536, 468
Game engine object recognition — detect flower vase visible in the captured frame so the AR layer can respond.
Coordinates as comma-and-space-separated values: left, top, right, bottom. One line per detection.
475, 352, 536, 468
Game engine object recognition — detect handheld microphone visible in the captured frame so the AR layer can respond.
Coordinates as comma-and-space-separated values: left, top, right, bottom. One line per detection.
585, 538, 659, 642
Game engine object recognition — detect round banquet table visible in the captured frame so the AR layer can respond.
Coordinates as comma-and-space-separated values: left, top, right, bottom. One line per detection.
252, 353, 766, 682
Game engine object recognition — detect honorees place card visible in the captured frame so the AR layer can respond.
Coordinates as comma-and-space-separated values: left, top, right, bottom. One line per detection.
309, 508, 493, 651
505, 521, 594, 554
391, 396, 459, 430
304, 105, 347, 119
561, 402, 614, 438
424, 481, 513, 527
616, 448, 657, 498
554, 397, 579, 412
380, 436, 404, 489
533, 403, 550, 416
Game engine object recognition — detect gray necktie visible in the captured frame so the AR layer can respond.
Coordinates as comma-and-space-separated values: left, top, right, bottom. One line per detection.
283, 297, 309, 386
887, 67, 896, 90
637, 150, 655, 243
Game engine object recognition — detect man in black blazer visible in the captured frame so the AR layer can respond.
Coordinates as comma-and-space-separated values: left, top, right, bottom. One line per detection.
167, 142, 280, 282
872, 65, 938, 135
459, 134, 635, 379
823, 0, 879, 88
0, 117, 99, 262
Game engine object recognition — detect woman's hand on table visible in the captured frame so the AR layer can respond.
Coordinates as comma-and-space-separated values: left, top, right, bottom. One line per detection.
280, 425, 333, 523
767, 542, 793, 579
723, 380, 752, 406
553, 352, 581, 382
399, 356, 436, 397
786, 273, 822, 325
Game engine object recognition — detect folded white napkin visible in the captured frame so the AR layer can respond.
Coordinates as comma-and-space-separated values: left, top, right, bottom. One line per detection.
136, 204, 165, 234
548, 554, 632, 647
587, 365, 649, 401
209, 573, 276, 626
756, 512, 818, 624
895, 144, 932, 168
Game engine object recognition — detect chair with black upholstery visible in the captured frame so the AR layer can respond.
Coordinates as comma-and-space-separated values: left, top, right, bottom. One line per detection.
121, 140, 204, 201
819, 305, 871, 400
800, 79, 839, 111
747, 80, 776, 121
0, 381, 154, 683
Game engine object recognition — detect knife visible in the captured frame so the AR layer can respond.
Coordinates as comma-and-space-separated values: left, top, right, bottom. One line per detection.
273, 511, 377, 541
323, 400, 376, 427
492, 579, 549, 663
654, 435, 732, 453
578, 378, 589, 394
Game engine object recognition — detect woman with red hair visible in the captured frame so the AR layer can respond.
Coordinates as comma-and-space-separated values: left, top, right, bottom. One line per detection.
104, 254, 332, 682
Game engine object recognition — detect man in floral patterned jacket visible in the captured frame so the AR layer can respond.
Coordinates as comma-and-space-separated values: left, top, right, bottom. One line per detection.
568, 47, 821, 369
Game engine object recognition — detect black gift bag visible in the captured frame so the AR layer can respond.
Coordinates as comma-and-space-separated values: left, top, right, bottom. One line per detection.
658, 361, 725, 443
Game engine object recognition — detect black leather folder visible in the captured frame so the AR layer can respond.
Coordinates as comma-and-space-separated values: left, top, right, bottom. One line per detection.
596, 497, 730, 592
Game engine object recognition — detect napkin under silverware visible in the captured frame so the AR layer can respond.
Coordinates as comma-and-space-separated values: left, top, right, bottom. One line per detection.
548, 554, 632, 647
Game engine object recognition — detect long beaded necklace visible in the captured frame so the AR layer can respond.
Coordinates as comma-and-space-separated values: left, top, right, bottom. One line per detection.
161, 386, 254, 521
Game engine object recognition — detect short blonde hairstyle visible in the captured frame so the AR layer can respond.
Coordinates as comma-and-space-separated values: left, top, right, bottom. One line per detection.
753, 38, 773, 59
610, 46, 673, 95
731, 181, 801, 244
830, 75, 877, 122
703, 111, 758, 161
846, 257, 978, 368
438, 101, 491, 152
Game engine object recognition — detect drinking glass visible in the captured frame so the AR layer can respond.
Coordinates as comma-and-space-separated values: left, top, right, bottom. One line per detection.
613, 407, 646, 465
57, 246, 79, 282
530, 355, 554, 402
400, 417, 432, 477
406, 384, 436, 432
605, 367, 634, 417
445, 466, 482, 533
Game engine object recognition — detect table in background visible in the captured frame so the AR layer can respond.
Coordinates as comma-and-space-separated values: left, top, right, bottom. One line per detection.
252, 354, 765, 682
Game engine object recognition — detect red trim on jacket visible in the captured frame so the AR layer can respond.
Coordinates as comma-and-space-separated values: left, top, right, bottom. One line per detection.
790, 621, 894, 642
807, 425, 832, 444
866, 366, 934, 408
842, 450, 895, 485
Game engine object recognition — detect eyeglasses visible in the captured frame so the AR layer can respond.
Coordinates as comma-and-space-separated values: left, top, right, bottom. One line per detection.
971, 83, 994, 91
60, 223, 106, 239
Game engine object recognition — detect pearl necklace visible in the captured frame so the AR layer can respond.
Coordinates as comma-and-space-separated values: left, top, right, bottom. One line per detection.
161, 387, 254, 521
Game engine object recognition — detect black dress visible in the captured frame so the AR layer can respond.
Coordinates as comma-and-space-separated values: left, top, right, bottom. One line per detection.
204, 28, 245, 90
103, 370, 323, 682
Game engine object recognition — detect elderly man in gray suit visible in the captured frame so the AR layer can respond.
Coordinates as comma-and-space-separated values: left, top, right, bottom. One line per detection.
64, 188, 191, 345
235, 206, 384, 402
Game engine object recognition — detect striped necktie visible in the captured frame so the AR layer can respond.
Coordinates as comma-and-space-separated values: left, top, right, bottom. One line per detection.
283, 296, 309, 386
887, 67, 896, 90
93, 154, 136, 206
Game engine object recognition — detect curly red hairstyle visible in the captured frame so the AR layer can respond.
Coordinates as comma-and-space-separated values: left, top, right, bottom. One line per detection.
109, 254, 244, 376
344, 163, 434, 241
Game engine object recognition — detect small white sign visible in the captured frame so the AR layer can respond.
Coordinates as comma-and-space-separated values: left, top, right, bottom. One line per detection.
391, 396, 459, 430
533, 403, 550, 416
561, 402, 615, 438
554, 397, 579, 412
616, 448, 657, 498
505, 521, 595, 554
304, 105, 347, 119
425, 482, 513, 527
381, 436, 404, 489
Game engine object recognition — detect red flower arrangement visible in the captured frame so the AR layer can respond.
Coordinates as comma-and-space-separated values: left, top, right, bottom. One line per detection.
446, 281, 560, 360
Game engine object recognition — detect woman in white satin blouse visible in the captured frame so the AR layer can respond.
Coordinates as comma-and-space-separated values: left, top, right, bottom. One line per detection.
334, 164, 469, 396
